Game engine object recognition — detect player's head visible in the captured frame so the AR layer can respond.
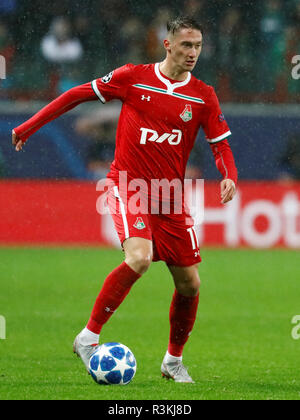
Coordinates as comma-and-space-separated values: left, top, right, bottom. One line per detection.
164, 16, 203, 73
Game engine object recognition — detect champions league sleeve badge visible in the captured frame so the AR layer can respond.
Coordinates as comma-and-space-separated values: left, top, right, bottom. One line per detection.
101, 71, 114, 83
218, 113, 225, 122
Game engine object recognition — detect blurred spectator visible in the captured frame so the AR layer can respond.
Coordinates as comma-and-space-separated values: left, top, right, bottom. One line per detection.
279, 132, 300, 180
73, 13, 99, 79
41, 16, 83, 64
195, 25, 217, 85
217, 8, 242, 70
0, 20, 17, 98
1, 0, 299, 103
89, 0, 131, 75
183, 0, 217, 85
257, 0, 286, 94
259, 0, 283, 36
41, 16, 83, 94
145, 7, 173, 62
73, 14, 93, 52
216, 8, 257, 99
0, 20, 15, 75
118, 17, 147, 65
215, 8, 243, 100
183, 0, 206, 17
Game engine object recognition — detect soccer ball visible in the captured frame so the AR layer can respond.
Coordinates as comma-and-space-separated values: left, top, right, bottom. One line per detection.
89, 342, 137, 385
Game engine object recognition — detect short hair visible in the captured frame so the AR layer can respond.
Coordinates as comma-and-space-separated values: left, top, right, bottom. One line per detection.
167, 16, 203, 37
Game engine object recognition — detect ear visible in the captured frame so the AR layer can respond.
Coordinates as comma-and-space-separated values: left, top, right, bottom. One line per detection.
163, 38, 171, 53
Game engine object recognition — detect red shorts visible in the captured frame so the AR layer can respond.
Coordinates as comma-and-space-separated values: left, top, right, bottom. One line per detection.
106, 182, 201, 267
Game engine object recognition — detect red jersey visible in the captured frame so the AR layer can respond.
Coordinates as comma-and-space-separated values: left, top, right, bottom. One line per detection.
14, 62, 236, 186
91, 63, 231, 184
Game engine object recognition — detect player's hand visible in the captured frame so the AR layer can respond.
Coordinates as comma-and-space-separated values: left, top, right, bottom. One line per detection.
12, 130, 24, 152
220, 179, 236, 204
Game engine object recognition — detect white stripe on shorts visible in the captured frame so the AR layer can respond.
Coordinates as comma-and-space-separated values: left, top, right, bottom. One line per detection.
192, 226, 199, 248
187, 227, 196, 250
113, 186, 129, 239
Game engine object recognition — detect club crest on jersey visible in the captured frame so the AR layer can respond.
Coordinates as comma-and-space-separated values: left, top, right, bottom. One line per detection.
180, 105, 192, 122
133, 217, 146, 230
101, 71, 114, 84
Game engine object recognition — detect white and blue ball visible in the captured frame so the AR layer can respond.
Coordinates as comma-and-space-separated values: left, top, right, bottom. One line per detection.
89, 342, 137, 385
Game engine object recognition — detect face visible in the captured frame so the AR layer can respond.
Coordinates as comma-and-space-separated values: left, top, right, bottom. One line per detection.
164, 28, 203, 73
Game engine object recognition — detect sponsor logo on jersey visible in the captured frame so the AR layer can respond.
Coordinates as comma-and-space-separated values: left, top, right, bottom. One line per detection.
101, 71, 114, 84
140, 128, 182, 145
133, 217, 146, 230
180, 104, 192, 122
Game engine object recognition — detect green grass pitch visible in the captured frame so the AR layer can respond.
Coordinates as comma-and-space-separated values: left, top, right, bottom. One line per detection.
0, 247, 300, 400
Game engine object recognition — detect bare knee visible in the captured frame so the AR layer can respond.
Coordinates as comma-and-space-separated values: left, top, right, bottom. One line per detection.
123, 237, 153, 275
177, 276, 200, 296
125, 250, 152, 274
170, 264, 201, 297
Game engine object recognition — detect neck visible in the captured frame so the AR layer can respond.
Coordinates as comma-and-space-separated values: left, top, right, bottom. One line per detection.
159, 59, 189, 82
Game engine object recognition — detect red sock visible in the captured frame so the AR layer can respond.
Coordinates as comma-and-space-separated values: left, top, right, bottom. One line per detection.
168, 289, 199, 357
87, 262, 141, 334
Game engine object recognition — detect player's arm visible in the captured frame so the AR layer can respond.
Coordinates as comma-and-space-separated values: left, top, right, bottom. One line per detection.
202, 86, 237, 204
12, 64, 134, 152
209, 139, 238, 204
12, 82, 100, 151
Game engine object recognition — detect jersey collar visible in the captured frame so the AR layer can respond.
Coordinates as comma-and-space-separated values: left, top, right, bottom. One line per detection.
154, 62, 191, 94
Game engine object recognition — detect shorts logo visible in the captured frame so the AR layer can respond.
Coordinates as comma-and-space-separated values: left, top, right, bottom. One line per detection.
133, 217, 146, 230
180, 105, 192, 122
101, 71, 114, 84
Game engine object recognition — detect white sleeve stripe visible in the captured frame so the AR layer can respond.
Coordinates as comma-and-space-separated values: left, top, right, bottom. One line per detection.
91, 80, 106, 103
207, 130, 232, 143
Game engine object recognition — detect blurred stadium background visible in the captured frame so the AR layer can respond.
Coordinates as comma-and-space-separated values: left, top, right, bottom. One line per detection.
0, 0, 299, 248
